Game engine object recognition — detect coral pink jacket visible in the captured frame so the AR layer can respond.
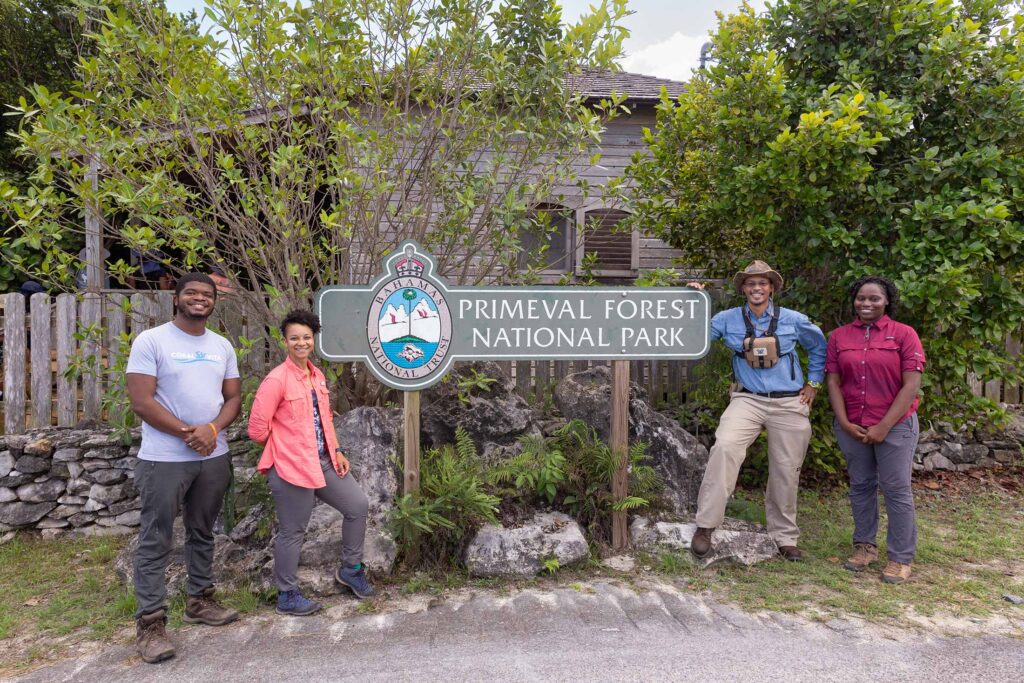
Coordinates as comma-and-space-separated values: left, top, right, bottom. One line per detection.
248, 356, 340, 488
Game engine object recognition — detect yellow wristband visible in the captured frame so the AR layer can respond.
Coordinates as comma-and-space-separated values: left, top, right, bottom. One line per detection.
208, 422, 218, 439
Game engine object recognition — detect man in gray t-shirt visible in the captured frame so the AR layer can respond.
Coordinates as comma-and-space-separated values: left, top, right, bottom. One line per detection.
126, 273, 242, 664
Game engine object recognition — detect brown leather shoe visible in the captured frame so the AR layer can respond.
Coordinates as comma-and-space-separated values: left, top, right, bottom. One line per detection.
881, 560, 912, 584
183, 587, 240, 626
843, 543, 878, 572
136, 609, 175, 664
690, 527, 714, 558
778, 545, 803, 562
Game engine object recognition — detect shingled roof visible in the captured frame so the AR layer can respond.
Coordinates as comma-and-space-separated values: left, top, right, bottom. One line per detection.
568, 68, 687, 103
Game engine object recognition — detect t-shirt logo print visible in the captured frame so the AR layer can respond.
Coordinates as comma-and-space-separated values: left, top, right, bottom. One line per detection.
367, 244, 453, 382
170, 350, 224, 364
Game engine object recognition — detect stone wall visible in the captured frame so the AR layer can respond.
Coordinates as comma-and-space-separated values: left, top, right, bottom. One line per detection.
914, 408, 1024, 472
0, 427, 250, 538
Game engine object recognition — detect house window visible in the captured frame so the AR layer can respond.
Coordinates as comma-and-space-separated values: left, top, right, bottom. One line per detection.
576, 208, 638, 277
518, 203, 572, 273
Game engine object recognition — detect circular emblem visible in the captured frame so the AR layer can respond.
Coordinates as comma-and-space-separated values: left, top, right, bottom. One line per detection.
367, 276, 452, 381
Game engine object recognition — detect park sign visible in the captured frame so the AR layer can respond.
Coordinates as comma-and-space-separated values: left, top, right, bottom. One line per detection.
315, 241, 712, 390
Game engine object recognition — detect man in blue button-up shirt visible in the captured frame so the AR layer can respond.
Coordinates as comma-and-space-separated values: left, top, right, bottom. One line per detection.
690, 261, 827, 562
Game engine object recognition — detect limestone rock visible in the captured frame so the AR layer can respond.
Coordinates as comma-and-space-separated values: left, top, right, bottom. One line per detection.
15, 479, 66, 503
333, 407, 402, 520
0, 501, 57, 527
4, 435, 29, 453
87, 482, 130, 506
14, 455, 49, 474
52, 448, 82, 463
24, 438, 53, 456
959, 443, 990, 463
630, 516, 778, 568
0, 472, 34, 488
90, 469, 126, 485
420, 361, 542, 461
464, 511, 589, 578
923, 453, 956, 471
0, 487, 16, 503
0, 451, 14, 478
554, 366, 709, 514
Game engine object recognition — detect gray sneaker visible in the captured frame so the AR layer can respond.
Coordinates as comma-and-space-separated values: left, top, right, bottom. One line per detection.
336, 564, 375, 599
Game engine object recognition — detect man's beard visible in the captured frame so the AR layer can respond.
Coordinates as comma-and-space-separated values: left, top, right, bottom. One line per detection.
179, 307, 212, 322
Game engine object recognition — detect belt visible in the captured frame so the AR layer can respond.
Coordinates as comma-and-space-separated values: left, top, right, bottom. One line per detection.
739, 388, 801, 399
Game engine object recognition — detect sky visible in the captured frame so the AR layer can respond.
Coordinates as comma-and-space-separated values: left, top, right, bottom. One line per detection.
164, 0, 769, 82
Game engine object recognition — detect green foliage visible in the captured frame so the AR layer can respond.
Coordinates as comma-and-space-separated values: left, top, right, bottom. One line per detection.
387, 427, 500, 568
624, 0, 1024, 419
489, 433, 567, 504
4, 0, 629, 320
456, 368, 498, 406
542, 555, 561, 575
547, 419, 661, 542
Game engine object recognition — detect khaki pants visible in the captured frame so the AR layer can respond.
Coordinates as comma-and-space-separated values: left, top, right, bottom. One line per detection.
695, 393, 812, 546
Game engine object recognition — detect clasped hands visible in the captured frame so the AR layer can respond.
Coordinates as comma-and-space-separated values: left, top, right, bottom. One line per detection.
181, 423, 217, 456
841, 421, 889, 445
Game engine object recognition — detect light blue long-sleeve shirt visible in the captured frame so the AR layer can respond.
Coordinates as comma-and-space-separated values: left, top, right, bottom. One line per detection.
710, 301, 826, 394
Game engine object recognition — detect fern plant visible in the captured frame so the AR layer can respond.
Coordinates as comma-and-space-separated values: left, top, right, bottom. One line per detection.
387, 427, 500, 568
488, 434, 566, 504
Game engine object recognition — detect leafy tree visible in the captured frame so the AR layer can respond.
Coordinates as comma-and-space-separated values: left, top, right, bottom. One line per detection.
0, 0, 84, 290
2, 0, 629, 303
624, 0, 1024, 417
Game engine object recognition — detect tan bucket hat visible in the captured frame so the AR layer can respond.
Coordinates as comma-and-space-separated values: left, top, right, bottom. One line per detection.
733, 260, 784, 293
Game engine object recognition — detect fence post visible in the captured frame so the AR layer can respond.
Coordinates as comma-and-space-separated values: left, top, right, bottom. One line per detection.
56, 294, 77, 427
3, 293, 27, 434
81, 293, 102, 420
106, 294, 127, 425
30, 293, 52, 429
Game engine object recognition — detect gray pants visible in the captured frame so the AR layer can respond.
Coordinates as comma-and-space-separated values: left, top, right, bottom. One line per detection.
133, 455, 232, 618
834, 414, 919, 564
268, 464, 369, 592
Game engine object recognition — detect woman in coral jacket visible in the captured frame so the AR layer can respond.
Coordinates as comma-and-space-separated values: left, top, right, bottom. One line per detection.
248, 310, 374, 615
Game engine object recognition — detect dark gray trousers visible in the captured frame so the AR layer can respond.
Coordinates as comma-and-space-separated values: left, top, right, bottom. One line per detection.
268, 464, 369, 592
834, 414, 919, 564
133, 455, 232, 618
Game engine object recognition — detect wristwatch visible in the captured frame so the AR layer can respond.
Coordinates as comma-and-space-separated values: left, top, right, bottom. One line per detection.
806, 380, 823, 390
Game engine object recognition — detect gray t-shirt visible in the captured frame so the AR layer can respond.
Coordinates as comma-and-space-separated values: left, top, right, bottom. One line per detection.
126, 321, 239, 462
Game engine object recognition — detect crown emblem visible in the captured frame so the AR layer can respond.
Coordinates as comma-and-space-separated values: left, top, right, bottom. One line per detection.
395, 245, 425, 277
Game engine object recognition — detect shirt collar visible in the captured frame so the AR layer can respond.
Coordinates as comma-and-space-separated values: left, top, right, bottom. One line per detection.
852, 314, 892, 329
284, 354, 317, 379
743, 299, 775, 320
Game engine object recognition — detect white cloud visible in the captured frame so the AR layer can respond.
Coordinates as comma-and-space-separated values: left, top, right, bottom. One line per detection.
621, 31, 711, 82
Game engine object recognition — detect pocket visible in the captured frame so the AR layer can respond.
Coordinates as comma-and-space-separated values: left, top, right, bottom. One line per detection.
284, 389, 306, 421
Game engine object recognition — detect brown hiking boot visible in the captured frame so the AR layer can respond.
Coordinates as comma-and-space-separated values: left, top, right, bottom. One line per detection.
183, 587, 240, 626
136, 609, 175, 664
881, 560, 912, 584
778, 545, 803, 562
843, 543, 879, 572
690, 527, 714, 558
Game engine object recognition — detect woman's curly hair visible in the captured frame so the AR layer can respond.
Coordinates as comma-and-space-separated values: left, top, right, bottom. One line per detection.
848, 276, 899, 317
280, 309, 322, 336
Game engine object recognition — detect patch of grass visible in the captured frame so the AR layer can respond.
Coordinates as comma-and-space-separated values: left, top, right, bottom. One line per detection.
0, 534, 132, 672
692, 485, 1024, 623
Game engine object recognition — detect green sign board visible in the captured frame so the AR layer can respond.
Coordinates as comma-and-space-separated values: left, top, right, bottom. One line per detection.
315, 241, 711, 390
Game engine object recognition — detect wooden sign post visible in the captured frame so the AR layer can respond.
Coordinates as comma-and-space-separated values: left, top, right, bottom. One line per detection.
403, 390, 421, 494
610, 360, 631, 551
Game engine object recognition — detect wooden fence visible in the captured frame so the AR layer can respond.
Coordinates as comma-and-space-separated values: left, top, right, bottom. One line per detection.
2, 291, 1021, 435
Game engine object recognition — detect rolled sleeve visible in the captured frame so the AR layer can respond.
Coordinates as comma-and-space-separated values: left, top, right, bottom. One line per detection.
825, 334, 840, 374
248, 375, 283, 444
900, 327, 926, 373
796, 315, 828, 383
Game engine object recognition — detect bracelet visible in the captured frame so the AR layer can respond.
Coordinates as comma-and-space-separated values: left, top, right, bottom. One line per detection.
806, 380, 823, 390
208, 422, 218, 439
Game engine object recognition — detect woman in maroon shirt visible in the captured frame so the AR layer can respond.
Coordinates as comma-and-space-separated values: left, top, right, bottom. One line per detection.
826, 276, 925, 584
